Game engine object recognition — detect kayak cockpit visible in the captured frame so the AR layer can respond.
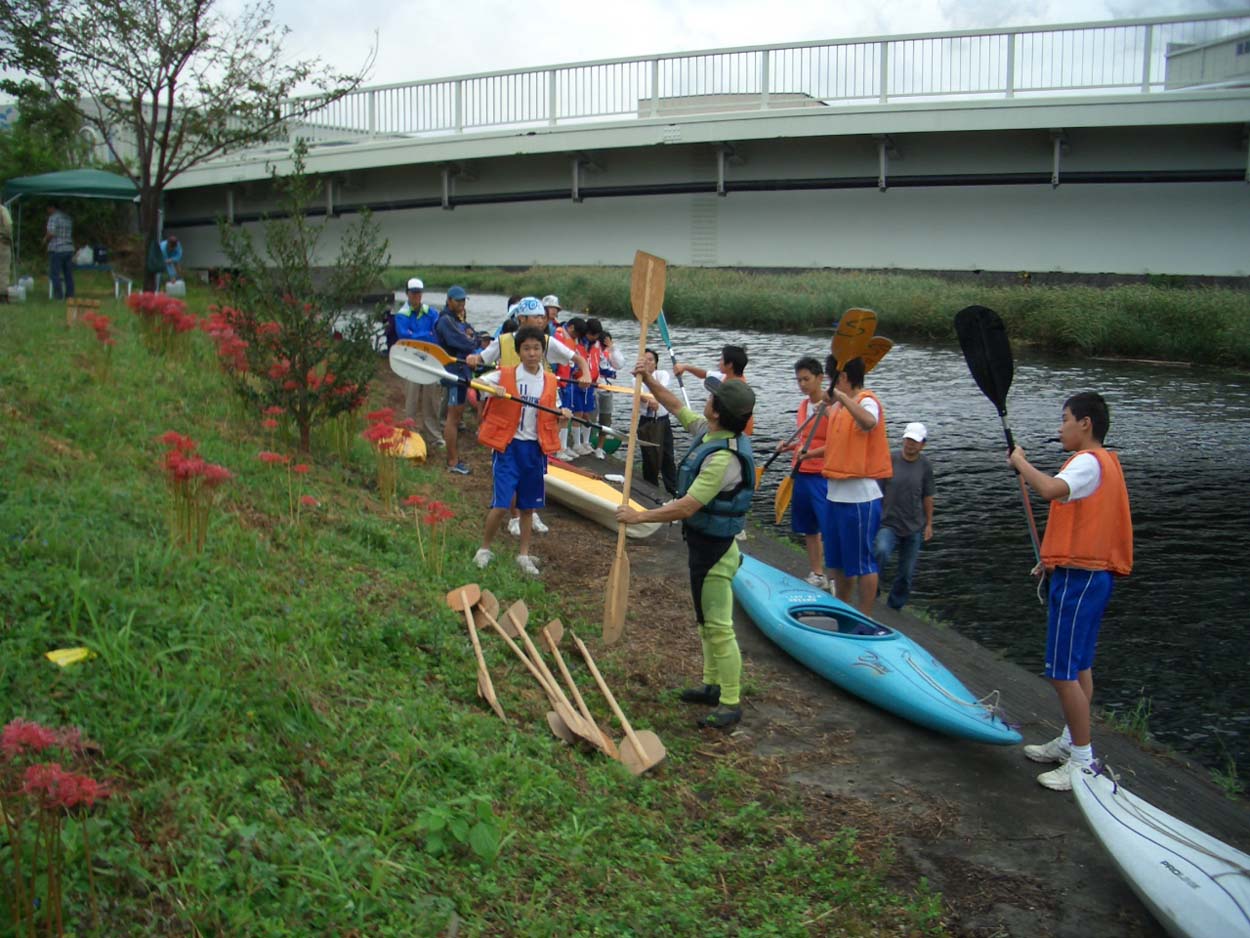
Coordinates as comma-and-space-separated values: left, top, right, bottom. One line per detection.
789, 608, 892, 637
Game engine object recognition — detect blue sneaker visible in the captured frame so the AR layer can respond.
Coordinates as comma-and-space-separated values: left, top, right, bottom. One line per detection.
448, 461, 471, 475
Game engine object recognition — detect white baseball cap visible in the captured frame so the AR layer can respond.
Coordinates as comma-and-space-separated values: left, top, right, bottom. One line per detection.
541, 294, 560, 310
407, 277, 424, 291
903, 422, 927, 442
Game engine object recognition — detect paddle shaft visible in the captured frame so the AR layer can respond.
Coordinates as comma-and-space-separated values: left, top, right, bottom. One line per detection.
757, 406, 822, 480
544, 627, 619, 758
656, 310, 691, 409
573, 634, 648, 757
775, 400, 827, 523
460, 589, 505, 721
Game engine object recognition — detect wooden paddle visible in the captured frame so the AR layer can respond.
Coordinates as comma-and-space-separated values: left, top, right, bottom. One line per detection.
542, 620, 620, 759
773, 401, 827, 525
445, 585, 506, 721
603, 250, 667, 643
485, 600, 600, 748
831, 308, 878, 369
573, 634, 666, 775
953, 305, 1043, 568
862, 336, 893, 374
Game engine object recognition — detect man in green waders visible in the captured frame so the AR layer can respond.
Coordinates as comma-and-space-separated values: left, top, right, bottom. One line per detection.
616, 363, 756, 730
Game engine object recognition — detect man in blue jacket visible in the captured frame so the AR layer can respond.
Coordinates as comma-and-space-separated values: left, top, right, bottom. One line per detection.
435, 285, 480, 475
395, 277, 444, 448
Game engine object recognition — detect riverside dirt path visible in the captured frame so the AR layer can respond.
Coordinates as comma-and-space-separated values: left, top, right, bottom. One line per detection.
390, 377, 1249, 938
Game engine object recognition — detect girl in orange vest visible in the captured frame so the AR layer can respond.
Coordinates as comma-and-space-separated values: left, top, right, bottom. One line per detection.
1009, 391, 1133, 792
472, 327, 572, 577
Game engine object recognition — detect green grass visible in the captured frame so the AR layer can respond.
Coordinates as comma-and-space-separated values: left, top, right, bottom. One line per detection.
1101, 695, 1154, 746
399, 265, 1250, 367
0, 275, 944, 936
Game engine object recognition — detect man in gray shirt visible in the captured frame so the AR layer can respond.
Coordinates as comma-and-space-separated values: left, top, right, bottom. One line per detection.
44, 203, 75, 299
873, 422, 935, 610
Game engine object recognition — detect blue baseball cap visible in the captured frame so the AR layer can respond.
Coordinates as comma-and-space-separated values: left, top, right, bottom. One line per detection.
446, 285, 467, 300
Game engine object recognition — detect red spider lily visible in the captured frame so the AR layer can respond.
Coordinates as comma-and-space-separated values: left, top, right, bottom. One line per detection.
257, 321, 282, 337
262, 418, 278, 430
360, 423, 396, 446
423, 501, 455, 526
258, 451, 289, 465
365, 407, 395, 425
398, 418, 417, 430
160, 434, 232, 552
22, 763, 111, 810
300, 495, 319, 508
292, 464, 310, 475
200, 463, 234, 487
1, 719, 58, 758
264, 405, 285, 416
267, 359, 291, 380
281, 379, 299, 391
306, 371, 322, 390
403, 494, 427, 508
158, 431, 198, 452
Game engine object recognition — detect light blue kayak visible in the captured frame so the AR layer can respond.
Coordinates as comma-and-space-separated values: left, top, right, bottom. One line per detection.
733, 555, 1022, 745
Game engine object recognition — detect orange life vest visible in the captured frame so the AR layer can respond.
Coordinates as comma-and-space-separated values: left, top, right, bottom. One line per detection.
821, 389, 892, 480
793, 397, 828, 474
477, 367, 562, 455
1040, 448, 1133, 575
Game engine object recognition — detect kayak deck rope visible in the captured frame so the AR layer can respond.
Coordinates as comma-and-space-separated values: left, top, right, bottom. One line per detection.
1094, 763, 1250, 878
901, 652, 1011, 723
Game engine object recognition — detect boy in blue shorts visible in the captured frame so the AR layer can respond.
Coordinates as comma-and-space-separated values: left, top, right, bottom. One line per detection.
779, 356, 828, 586
1009, 391, 1133, 791
473, 327, 572, 577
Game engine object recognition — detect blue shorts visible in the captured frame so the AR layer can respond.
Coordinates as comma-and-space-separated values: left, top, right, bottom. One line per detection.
560, 384, 595, 413
822, 499, 882, 577
1044, 567, 1114, 681
491, 439, 547, 510
790, 472, 826, 536
446, 383, 469, 407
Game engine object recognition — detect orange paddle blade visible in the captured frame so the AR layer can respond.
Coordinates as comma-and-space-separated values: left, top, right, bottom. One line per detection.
832, 308, 878, 369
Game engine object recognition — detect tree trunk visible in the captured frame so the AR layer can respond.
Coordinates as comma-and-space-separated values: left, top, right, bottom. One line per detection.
139, 192, 161, 292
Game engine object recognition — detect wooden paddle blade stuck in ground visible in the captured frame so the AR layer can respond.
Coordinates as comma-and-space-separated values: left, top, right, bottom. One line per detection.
603, 250, 667, 644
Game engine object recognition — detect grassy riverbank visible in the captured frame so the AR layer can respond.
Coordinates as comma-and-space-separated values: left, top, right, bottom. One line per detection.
0, 278, 943, 936
407, 265, 1250, 368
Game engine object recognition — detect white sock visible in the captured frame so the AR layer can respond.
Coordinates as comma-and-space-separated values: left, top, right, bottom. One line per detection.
1061, 725, 1073, 747
559, 427, 569, 450
578, 425, 589, 447
1068, 743, 1093, 766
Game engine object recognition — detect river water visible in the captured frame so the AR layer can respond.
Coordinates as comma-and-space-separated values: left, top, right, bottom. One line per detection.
433, 292, 1250, 774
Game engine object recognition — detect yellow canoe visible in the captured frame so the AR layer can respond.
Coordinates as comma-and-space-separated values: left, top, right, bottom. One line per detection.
545, 463, 660, 539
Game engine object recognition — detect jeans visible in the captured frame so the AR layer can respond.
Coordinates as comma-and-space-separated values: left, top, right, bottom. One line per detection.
49, 251, 75, 299
873, 526, 923, 609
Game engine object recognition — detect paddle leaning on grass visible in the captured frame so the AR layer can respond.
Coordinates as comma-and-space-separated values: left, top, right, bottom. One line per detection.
614, 359, 757, 731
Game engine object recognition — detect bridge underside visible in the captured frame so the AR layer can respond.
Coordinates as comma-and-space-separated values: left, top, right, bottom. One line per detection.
166, 95, 1250, 277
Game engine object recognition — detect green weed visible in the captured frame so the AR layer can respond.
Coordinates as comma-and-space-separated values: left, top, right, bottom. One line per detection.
1102, 694, 1153, 744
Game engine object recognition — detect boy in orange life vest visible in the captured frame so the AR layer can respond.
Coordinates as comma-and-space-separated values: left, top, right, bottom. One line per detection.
821, 355, 892, 616
472, 327, 573, 577
1009, 391, 1132, 792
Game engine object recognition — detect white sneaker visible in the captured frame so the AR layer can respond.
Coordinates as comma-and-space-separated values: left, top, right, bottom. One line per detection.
507, 516, 521, 537
473, 548, 494, 569
556, 448, 576, 461
734, 530, 748, 541
804, 572, 828, 588
1023, 735, 1071, 765
593, 448, 605, 459
516, 554, 540, 576
531, 514, 549, 534
1037, 759, 1085, 792
573, 442, 593, 456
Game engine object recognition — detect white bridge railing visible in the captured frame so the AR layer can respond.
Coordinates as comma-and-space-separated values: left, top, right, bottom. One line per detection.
284, 12, 1250, 145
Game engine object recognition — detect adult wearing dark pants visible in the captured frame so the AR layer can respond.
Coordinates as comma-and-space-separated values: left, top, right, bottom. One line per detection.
616, 367, 756, 731
873, 422, 935, 610
435, 285, 479, 475
45, 204, 75, 300
394, 277, 444, 448
638, 349, 678, 495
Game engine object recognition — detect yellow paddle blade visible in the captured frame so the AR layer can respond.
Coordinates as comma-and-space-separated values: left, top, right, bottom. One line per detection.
862, 336, 893, 373
832, 308, 878, 369
773, 476, 794, 525
45, 647, 95, 668
396, 339, 453, 365
630, 251, 667, 325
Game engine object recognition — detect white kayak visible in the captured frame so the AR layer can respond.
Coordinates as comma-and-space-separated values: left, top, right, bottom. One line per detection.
1072, 763, 1250, 938
544, 462, 660, 539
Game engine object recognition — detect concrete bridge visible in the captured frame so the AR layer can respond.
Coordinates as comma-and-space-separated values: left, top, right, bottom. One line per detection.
166, 12, 1250, 277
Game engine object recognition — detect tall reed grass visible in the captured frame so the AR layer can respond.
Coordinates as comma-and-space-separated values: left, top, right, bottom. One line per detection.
404, 266, 1250, 367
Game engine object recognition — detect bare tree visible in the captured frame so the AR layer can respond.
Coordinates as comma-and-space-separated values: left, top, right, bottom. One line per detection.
0, 0, 374, 288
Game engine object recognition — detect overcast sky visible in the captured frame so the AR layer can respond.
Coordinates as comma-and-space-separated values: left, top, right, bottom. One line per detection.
253, 0, 1246, 87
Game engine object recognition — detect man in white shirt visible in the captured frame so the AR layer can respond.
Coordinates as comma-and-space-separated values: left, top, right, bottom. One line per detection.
638, 348, 678, 495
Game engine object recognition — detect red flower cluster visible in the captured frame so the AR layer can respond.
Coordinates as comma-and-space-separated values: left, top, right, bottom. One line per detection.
126, 291, 198, 333
300, 495, 319, 508
159, 432, 233, 488
403, 494, 426, 509
258, 451, 289, 465
423, 500, 455, 526
22, 763, 110, 810
1, 719, 90, 760
200, 305, 249, 372
79, 311, 116, 347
